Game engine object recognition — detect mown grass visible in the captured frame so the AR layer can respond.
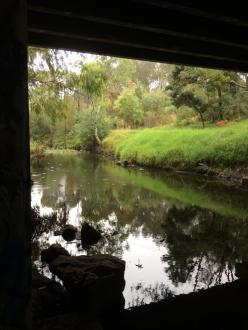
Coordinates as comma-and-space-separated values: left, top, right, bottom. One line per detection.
102, 120, 248, 168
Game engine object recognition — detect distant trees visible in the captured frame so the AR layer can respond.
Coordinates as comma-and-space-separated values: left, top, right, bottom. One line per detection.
142, 89, 171, 127
29, 47, 248, 151
168, 65, 247, 126
29, 49, 111, 150
114, 87, 143, 128
72, 109, 112, 150
76, 62, 108, 146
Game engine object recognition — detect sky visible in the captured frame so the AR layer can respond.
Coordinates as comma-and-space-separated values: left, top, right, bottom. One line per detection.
63, 51, 96, 73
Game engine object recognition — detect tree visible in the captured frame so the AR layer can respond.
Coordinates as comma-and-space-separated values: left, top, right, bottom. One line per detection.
28, 47, 68, 121
168, 65, 242, 124
77, 62, 108, 145
29, 111, 53, 145
71, 108, 112, 150
114, 87, 144, 128
142, 89, 171, 127
174, 89, 207, 128
52, 96, 78, 149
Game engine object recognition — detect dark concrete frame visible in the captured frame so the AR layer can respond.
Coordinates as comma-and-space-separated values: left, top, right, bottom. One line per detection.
0, 1, 31, 329
1, 1, 248, 329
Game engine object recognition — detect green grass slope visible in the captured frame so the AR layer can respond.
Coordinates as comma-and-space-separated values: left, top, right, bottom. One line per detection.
103, 121, 248, 168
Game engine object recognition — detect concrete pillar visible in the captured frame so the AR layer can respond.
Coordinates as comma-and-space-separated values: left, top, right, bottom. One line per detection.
0, 1, 31, 329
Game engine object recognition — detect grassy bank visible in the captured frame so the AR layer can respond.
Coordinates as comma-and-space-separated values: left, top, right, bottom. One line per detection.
102, 120, 248, 169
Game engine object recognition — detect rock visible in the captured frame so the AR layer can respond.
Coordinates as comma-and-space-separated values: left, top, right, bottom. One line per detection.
207, 169, 217, 177
54, 230, 62, 236
122, 160, 129, 167
241, 177, 248, 188
32, 267, 69, 320
81, 223, 102, 246
41, 244, 71, 263
62, 224, 77, 241
116, 160, 123, 166
32, 266, 51, 289
35, 313, 103, 330
116, 160, 130, 167
49, 254, 126, 314
195, 164, 208, 174
163, 166, 173, 171
235, 262, 248, 279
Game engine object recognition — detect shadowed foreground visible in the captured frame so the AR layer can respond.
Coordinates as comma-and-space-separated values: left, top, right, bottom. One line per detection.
34, 275, 248, 330
104, 279, 248, 330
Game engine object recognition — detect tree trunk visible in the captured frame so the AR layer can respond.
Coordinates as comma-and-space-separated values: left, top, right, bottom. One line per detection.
199, 111, 205, 128
95, 126, 101, 145
94, 106, 101, 146
217, 87, 223, 120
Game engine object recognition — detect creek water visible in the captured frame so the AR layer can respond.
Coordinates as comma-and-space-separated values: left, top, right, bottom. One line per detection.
31, 152, 248, 308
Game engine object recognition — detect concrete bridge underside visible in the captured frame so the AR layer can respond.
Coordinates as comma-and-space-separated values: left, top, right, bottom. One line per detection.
1, 1, 248, 328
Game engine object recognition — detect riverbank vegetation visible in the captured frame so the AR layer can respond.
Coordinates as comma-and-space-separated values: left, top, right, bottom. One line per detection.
103, 120, 248, 169
29, 47, 248, 169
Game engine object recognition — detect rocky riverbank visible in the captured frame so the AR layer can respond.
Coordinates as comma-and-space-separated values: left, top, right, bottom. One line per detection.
33, 243, 125, 329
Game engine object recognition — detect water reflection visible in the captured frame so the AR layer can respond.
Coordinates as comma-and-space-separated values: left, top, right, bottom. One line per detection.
31, 153, 248, 307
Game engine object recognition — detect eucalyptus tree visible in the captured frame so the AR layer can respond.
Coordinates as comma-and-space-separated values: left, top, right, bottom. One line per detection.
168, 65, 245, 124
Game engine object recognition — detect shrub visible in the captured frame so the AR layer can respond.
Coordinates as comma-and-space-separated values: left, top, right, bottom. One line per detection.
72, 108, 113, 150
30, 141, 46, 162
31, 205, 57, 241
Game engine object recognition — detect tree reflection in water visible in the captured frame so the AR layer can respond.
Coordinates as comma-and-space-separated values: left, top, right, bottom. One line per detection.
161, 206, 245, 291
128, 282, 174, 307
31, 153, 248, 306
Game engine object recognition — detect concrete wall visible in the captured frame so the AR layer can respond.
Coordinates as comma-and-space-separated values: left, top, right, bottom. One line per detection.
0, 1, 31, 329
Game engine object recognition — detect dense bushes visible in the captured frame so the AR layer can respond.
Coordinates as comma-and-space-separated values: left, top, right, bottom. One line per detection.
70, 108, 113, 150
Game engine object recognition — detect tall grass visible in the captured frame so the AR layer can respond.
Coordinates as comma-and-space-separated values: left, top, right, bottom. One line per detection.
102, 120, 248, 168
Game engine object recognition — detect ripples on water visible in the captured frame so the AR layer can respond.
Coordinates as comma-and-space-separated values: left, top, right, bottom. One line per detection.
31, 153, 248, 308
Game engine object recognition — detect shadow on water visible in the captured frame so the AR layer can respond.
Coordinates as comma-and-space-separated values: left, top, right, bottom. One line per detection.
31, 153, 248, 307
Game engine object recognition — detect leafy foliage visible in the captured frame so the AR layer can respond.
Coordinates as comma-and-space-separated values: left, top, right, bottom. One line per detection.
114, 88, 144, 128
29, 47, 248, 154
72, 108, 113, 150
78, 62, 108, 101
31, 205, 57, 241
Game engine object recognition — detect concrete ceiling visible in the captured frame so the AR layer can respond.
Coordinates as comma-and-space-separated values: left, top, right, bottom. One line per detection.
28, 1, 248, 72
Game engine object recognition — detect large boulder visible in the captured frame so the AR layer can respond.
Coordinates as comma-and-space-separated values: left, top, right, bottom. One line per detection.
35, 312, 102, 330
32, 267, 69, 320
41, 244, 71, 263
49, 254, 126, 314
81, 223, 102, 246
